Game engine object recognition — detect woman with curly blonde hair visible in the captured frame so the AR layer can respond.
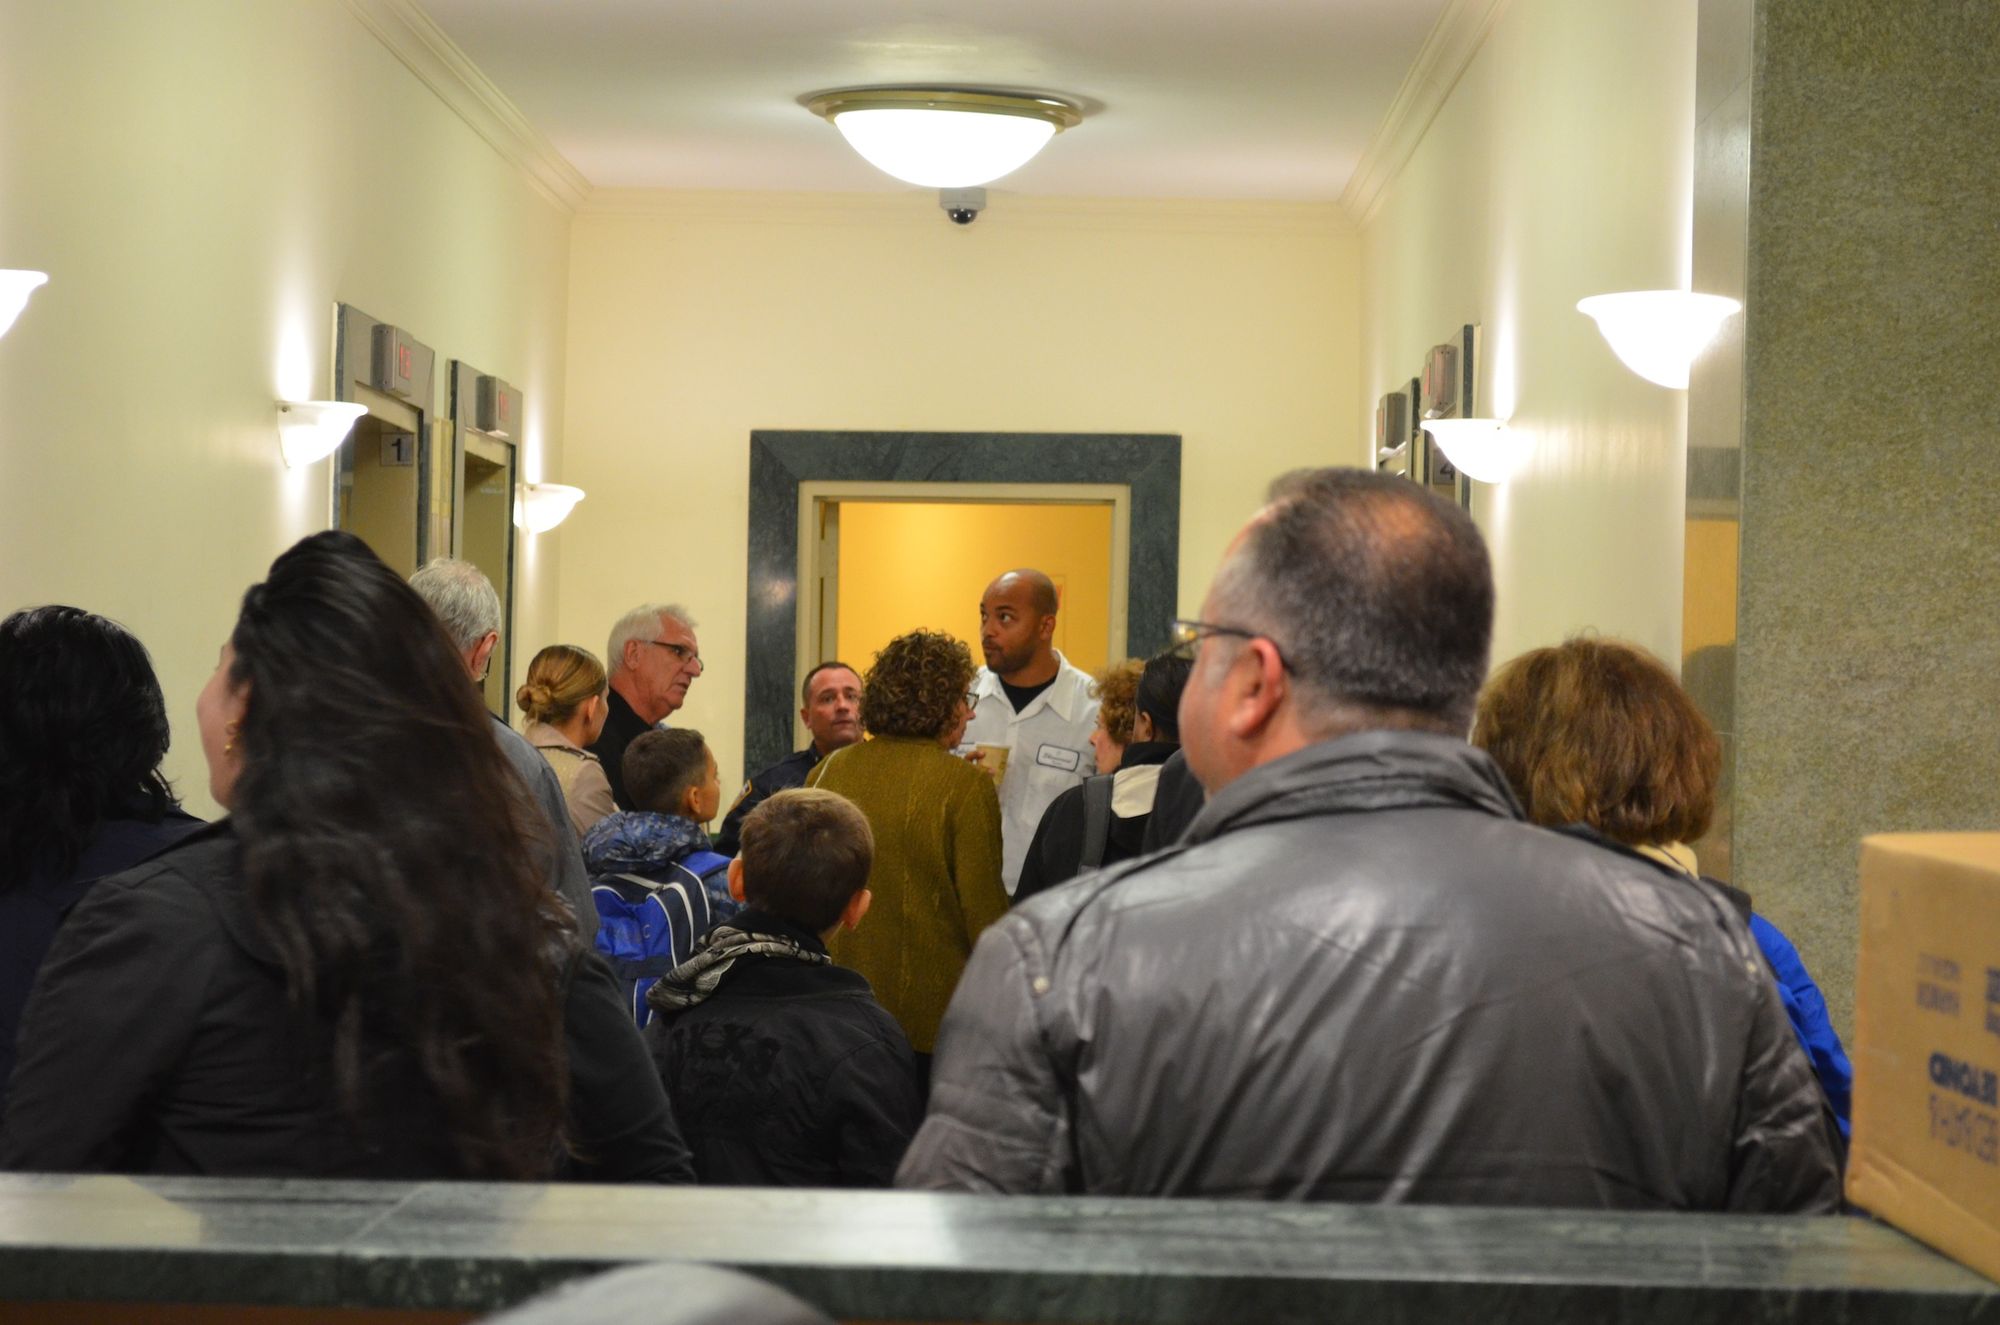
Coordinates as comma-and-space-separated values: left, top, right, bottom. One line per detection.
807, 629, 1004, 1077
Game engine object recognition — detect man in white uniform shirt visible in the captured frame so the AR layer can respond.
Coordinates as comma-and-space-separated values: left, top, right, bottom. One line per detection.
961, 569, 1101, 893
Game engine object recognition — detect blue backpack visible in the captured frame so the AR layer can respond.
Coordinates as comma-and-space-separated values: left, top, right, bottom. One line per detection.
591, 850, 726, 1027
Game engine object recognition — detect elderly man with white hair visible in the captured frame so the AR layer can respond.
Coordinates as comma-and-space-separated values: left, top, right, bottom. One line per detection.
588, 603, 703, 810
408, 557, 594, 939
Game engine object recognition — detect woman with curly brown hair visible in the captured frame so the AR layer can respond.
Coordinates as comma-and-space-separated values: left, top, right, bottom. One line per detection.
1472, 635, 1851, 1138
807, 629, 1004, 1076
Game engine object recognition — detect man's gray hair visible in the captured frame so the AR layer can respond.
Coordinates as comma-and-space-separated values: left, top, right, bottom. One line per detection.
409, 558, 502, 653
607, 602, 696, 675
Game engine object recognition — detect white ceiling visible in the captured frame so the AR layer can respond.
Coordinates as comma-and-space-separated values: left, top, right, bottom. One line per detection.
418, 0, 1455, 200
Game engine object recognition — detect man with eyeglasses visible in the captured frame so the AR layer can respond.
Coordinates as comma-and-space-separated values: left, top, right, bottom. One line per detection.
900, 468, 1840, 1212
591, 603, 705, 811
960, 569, 1101, 893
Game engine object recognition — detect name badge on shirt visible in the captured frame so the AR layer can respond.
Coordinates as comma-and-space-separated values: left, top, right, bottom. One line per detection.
1035, 743, 1082, 773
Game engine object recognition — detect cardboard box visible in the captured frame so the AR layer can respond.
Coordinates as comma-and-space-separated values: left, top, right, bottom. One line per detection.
1848, 834, 2000, 1283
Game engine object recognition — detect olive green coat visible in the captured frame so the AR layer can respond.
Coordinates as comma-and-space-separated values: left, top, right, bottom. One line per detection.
807, 735, 1006, 1052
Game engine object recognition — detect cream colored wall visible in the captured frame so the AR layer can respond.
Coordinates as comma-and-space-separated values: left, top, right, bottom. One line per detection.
560, 193, 1359, 792
0, 1, 573, 816
1359, 0, 1697, 670
834, 501, 1116, 678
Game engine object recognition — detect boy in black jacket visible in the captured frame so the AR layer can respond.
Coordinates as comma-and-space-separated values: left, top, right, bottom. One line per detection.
643, 788, 922, 1186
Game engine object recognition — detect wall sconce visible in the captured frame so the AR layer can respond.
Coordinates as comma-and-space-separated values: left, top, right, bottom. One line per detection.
277, 400, 366, 468
1576, 291, 1742, 389
0, 270, 49, 339
515, 482, 585, 533
1420, 419, 1526, 484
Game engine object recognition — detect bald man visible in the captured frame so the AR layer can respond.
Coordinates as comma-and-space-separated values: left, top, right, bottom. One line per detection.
960, 569, 1100, 893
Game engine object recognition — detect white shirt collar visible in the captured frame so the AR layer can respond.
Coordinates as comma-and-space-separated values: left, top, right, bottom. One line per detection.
976, 651, 1088, 720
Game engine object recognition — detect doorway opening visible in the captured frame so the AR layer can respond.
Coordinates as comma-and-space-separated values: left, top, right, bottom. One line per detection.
449, 363, 521, 719
796, 481, 1129, 754
745, 430, 1179, 779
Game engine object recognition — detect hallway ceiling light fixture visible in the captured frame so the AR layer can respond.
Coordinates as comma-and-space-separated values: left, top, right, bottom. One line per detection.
515, 482, 585, 533
805, 88, 1082, 188
1576, 291, 1743, 390
1421, 418, 1528, 484
276, 400, 366, 468
0, 270, 49, 339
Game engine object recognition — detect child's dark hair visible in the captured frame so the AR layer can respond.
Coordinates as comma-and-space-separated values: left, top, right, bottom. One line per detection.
738, 789, 874, 932
625, 728, 709, 815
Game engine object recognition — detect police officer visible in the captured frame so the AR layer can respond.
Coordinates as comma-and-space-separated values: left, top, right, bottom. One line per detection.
714, 661, 863, 855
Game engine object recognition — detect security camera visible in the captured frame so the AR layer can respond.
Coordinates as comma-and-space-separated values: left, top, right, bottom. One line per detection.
939, 187, 986, 225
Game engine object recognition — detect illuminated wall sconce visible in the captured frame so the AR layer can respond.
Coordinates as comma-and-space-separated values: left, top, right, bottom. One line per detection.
1576, 290, 1742, 389
276, 400, 367, 468
0, 270, 49, 339
515, 482, 585, 533
1420, 418, 1527, 484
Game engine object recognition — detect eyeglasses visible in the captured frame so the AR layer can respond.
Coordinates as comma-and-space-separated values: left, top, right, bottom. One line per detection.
963, 691, 980, 712
1169, 618, 1292, 672
642, 639, 703, 672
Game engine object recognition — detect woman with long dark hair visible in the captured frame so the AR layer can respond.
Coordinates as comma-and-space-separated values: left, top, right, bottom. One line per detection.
1, 532, 691, 1180
0, 607, 202, 1099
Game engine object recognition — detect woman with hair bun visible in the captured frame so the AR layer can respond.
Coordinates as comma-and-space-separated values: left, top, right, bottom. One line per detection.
0, 607, 203, 1098
518, 644, 615, 837
1, 531, 692, 1181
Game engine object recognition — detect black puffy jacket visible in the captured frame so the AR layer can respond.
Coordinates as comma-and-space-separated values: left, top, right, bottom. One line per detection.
898, 731, 1842, 1211
646, 908, 922, 1187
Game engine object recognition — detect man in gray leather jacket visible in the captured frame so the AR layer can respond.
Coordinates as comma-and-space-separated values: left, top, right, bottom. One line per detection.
897, 468, 1841, 1211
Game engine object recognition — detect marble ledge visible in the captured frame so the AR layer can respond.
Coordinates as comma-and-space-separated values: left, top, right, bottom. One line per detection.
0, 1175, 1995, 1323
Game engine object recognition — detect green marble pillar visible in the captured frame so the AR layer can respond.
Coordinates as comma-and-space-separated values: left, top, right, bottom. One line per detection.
1688, 0, 2000, 1037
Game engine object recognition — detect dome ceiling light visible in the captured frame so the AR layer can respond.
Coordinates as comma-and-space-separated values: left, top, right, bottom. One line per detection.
805, 88, 1083, 188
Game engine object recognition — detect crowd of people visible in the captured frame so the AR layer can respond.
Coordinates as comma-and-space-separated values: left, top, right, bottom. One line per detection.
0, 466, 1848, 1212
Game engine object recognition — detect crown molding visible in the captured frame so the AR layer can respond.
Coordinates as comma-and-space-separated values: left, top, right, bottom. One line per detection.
339, 0, 592, 212
1339, 0, 1513, 227
579, 188, 1353, 237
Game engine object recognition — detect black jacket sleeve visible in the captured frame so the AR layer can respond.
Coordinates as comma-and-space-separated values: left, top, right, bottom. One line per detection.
560, 950, 696, 1184
1140, 749, 1206, 854
1014, 784, 1086, 905
1, 867, 216, 1172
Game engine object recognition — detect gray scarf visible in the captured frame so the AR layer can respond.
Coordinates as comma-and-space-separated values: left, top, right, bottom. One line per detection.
645, 924, 829, 1013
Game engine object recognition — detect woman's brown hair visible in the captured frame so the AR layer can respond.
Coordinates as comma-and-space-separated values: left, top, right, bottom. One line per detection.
1090, 659, 1145, 744
1472, 636, 1720, 848
516, 643, 607, 726
861, 629, 975, 739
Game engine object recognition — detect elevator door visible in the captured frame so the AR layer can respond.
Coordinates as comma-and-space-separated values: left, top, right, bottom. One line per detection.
334, 407, 423, 576
458, 433, 517, 717
330, 307, 446, 577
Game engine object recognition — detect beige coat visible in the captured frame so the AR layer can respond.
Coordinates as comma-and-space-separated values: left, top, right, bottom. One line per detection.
525, 721, 616, 840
